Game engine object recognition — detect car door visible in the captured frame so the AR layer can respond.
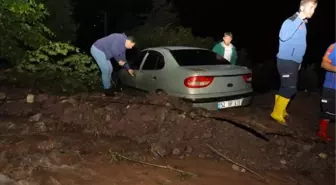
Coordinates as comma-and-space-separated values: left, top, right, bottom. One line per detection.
118, 51, 148, 88
136, 51, 165, 92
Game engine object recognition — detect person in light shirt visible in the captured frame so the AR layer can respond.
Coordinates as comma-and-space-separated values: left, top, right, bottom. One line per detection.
212, 32, 238, 64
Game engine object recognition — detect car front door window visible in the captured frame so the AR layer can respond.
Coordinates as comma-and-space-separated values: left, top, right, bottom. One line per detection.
131, 51, 147, 70
142, 51, 164, 70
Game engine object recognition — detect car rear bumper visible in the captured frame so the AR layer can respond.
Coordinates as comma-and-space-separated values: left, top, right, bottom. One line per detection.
176, 90, 253, 111
183, 91, 253, 103
191, 95, 252, 111
172, 89, 252, 102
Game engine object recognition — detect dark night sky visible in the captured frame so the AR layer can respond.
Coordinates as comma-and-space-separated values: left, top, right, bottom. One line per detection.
74, 0, 335, 64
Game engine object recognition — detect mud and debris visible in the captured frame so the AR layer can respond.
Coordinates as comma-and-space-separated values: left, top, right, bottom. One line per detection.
0, 86, 334, 185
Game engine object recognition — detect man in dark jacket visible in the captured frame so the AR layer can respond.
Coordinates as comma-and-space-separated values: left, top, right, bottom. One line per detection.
91, 33, 135, 96
271, 0, 317, 125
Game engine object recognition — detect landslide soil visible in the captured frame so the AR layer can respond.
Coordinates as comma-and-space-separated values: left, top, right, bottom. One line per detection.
0, 86, 334, 185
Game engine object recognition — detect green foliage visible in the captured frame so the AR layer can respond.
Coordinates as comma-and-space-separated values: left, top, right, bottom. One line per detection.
14, 42, 100, 93
0, 0, 99, 94
0, 0, 52, 62
132, 24, 215, 49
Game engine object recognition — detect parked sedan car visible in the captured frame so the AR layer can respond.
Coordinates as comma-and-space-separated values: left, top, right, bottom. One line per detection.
118, 46, 253, 110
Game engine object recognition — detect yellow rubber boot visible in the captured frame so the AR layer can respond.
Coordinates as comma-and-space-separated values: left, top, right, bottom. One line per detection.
275, 94, 289, 118
271, 95, 290, 125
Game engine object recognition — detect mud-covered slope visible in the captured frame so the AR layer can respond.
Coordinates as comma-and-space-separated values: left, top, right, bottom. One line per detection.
0, 87, 334, 185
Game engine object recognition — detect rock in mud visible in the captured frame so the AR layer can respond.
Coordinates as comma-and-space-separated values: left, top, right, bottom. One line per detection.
28, 113, 42, 122
188, 112, 197, 119
26, 94, 34, 103
37, 139, 55, 152
172, 148, 180, 155
150, 143, 168, 157
0, 173, 15, 184
105, 115, 111, 122
303, 144, 314, 151
185, 146, 193, 153
231, 165, 246, 173
34, 121, 48, 132
231, 164, 240, 172
280, 159, 287, 165
318, 153, 328, 159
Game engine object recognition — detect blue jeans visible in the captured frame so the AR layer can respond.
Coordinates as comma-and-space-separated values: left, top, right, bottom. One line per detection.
90, 45, 113, 89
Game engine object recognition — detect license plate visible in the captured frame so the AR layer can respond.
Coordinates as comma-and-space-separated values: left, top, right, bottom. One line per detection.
217, 99, 243, 109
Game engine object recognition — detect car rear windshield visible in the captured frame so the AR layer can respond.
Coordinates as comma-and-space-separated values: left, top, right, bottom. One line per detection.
169, 49, 231, 66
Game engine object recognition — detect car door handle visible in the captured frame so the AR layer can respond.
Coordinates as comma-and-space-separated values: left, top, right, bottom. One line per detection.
152, 76, 157, 80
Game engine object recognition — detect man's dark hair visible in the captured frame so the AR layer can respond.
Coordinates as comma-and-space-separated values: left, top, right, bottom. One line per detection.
127, 36, 135, 43
224, 32, 233, 37
300, 0, 317, 6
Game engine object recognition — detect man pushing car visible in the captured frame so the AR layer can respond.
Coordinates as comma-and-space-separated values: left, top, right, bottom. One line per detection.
91, 33, 135, 96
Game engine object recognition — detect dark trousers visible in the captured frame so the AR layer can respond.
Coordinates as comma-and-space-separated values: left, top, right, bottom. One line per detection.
321, 87, 336, 121
277, 59, 301, 99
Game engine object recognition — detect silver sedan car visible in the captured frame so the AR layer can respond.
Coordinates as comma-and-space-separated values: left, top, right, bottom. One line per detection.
118, 46, 253, 110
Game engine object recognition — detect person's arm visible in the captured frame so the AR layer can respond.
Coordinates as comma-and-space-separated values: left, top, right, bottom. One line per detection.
279, 17, 304, 42
114, 52, 130, 70
321, 44, 336, 72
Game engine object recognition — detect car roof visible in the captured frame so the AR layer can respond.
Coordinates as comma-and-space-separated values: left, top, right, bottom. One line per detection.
143, 46, 209, 52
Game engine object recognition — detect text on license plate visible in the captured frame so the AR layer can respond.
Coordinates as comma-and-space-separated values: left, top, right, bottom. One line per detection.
217, 99, 243, 109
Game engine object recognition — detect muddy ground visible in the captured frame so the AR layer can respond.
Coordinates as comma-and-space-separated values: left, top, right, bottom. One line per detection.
0, 86, 334, 185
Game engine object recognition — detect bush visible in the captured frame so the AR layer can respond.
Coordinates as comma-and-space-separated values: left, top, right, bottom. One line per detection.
0, 0, 52, 63
13, 42, 100, 94
0, 0, 100, 94
131, 24, 215, 49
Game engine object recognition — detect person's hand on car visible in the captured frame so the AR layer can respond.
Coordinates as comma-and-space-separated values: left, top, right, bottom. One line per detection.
128, 69, 135, 76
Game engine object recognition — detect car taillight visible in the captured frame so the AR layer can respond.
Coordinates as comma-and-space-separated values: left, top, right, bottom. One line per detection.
242, 73, 252, 83
184, 76, 214, 88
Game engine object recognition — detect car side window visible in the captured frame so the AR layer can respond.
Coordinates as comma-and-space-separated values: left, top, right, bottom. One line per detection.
142, 51, 165, 70
131, 51, 147, 70
155, 53, 165, 70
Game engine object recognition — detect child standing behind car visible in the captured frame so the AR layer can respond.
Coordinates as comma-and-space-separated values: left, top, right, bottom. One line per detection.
212, 32, 238, 65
